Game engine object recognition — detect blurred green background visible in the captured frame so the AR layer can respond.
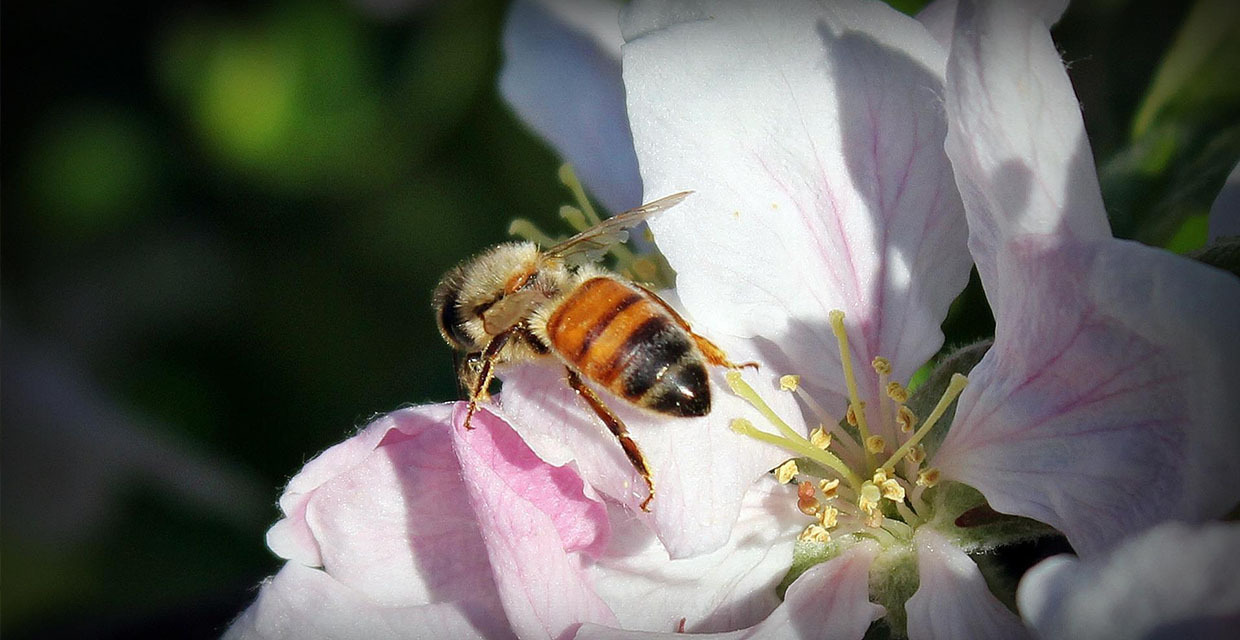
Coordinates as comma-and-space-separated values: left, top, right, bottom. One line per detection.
1, 0, 1236, 637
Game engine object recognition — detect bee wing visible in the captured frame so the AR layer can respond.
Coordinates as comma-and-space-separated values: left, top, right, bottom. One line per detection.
546, 191, 692, 267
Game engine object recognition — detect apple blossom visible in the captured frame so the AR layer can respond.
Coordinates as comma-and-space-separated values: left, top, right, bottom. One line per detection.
498, 0, 1240, 636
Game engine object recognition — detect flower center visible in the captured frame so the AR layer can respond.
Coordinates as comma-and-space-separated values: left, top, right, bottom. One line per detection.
728, 310, 967, 547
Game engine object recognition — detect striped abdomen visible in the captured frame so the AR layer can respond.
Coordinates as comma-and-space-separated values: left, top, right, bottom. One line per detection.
545, 277, 710, 417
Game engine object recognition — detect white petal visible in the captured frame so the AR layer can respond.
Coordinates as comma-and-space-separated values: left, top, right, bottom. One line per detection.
1018, 521, 1240, 640
1208, 160, 1240, 241
223, 563, 512, 640
587, 480, 804, 633
575, 539, 882, 640
905, 528, 1031, 640
499, 0, 642, 212
622, 0, 971, 434
934, 237, 1240, 555
943, 0, 1111, 289
499, 363, 802, 559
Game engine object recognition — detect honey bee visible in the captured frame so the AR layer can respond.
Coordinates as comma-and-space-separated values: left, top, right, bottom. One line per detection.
433, 191, 754, 511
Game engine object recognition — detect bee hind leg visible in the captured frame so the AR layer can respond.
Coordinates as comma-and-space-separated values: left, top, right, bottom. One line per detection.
564, 368, 655, 512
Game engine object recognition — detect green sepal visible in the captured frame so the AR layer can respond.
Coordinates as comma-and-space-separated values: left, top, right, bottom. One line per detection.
867, 543, 918, 639
776, 538, 843, 599
922, 483, 1059, 553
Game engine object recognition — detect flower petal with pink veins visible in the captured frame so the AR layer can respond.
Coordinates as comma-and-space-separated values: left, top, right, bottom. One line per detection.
905, 528, 1031, 640
943, 0, 1112, 290
223, 563, 514, 640
498, 363, 802, 559
452, 405, 618, 639
499, 0, 641, 212
934, 237, 1240, 556
574, 539, 883, 640
621, 0, 971, 435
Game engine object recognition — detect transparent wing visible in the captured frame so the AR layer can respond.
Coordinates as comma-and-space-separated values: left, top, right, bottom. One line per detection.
546, 191, 692, 267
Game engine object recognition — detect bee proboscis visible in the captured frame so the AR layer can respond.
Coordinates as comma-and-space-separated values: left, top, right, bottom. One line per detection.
433, 192, 754, 510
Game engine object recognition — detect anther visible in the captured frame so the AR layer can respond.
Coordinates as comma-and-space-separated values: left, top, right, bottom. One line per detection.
798, 524, 831, 543
819, 505, 839, 528
780, 375, 801, 392
881, 374, 968, 473
810, 426, 831, 449
905, 444, 926, 465
916, 468, 941, 487
775, 459, 799, 484
886, 381, 909, 403
797, 480, 820, 515
897, 405, 917, 433
866, 435, 886, 454
819, 478, 840, 499
872, 357, 892, 376
858, 482, 882, 515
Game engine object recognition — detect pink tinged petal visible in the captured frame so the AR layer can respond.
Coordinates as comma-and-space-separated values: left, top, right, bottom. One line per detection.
224, 563, 514, 640
297, 404, 500, 607
499, 0, 641, 212
905, 528, 1031, 640
451, 405, 618, 639
915, 0, 957, 52
1208, 160, 1240, 241
934, 237, 1240, 555
499, 363, 803, 559
943, 0, 1112, 290
1018, 521, 1240, 640
587, 481, 805, 633
622, 0, 971, 440
266, 404, 455, 568
574, 539, 883, 640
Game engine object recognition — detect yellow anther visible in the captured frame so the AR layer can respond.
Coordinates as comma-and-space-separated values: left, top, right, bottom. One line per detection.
810, 426, 832, 449
779, 375, 801, 392
775, 459, 799, 484
916, 468, 941, 488
881, 374, 968, 473
798, 524, 831, 543
866, 435, 887, 454
880, 478, 905, 501
818, 478, 840, 500
872, 357, 892, 376
897, 406, 917, 433
859, 482, 882, 514
819, 505, 839, 528
905, 444, 926, 465
886, 381, 909, 403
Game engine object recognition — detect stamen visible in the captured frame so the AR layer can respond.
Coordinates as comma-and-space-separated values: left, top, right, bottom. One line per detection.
886, 382, 909, 403
881, 373, 968, 472
731, 418, 863, 490
779, 374, 800, 391
798, 524, 831, 543
558, 164, 602, 227
809, 426, 831, 449
829, 311, 876, 471
866, 435, 887, 454
559, 205, 590, 232
896, 405, 917, 433
775, 459, 799, 484
916, 468, 941, 487
818, 478, 840, 500
728, 373, 864, 490
905, 444, 926, 465
819, 505, 839, 528
871, 357, 892, 376
858, 482, 882, 515
797, 480, 819, 515
507, 219, 562, 247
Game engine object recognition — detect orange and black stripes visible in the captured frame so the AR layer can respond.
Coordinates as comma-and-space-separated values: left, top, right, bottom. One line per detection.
545, 277, 711, 417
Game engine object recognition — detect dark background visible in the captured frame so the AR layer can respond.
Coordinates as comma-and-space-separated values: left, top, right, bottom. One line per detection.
2, 0, 1236, 637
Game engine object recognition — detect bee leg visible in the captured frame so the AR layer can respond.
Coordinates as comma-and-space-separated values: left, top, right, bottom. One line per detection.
464, 330, 514, 430
564, 368, 655, 512
634, 283, 759, 370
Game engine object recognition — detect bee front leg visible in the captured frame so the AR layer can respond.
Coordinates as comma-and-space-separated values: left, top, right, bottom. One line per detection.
463, 329, 514, 430
564, 368, 655, 512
